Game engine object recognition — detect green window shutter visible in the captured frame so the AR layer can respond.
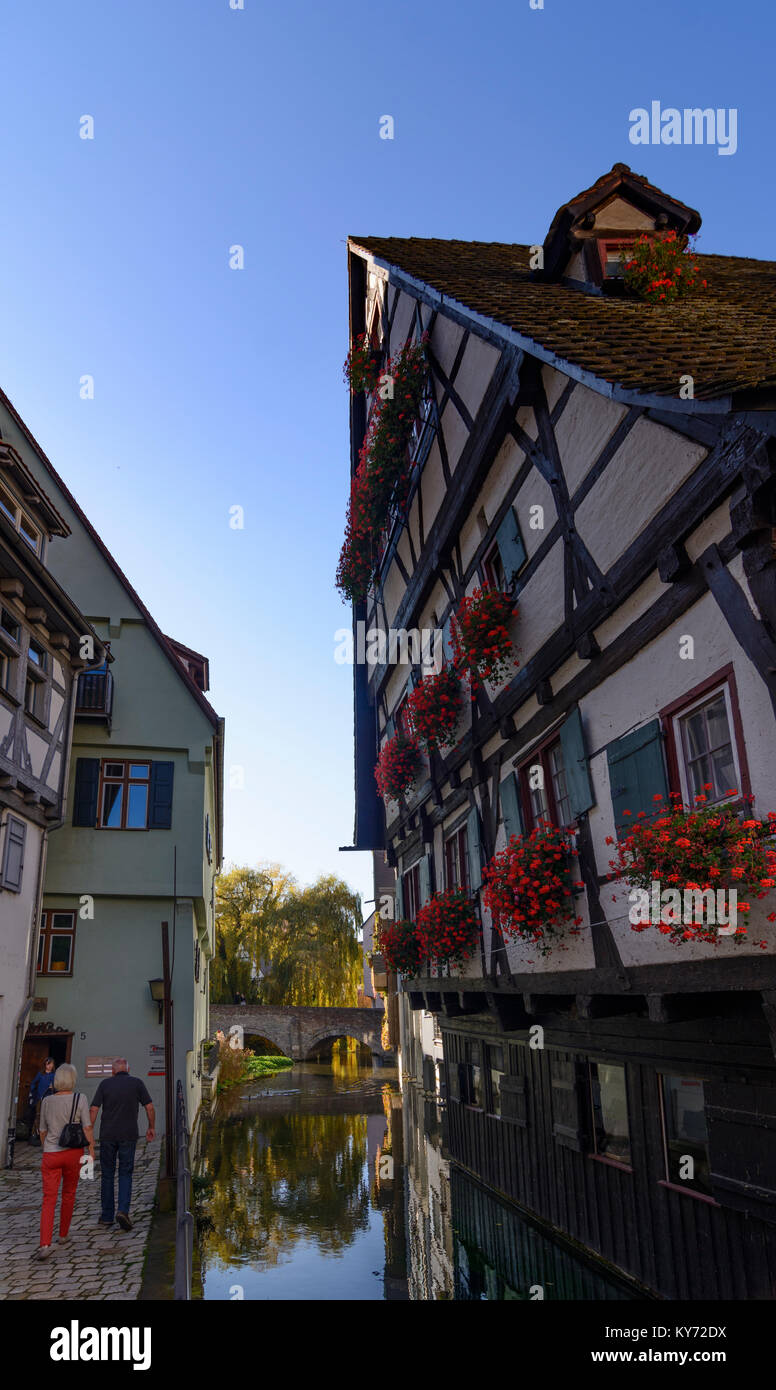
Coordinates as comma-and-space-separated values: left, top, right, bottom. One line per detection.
72, 757, 100, 827
385, 715, 395, 740
500, 771, 524, 842
149, 761, 175, 830
606, 719, 668, 837
550, 1053, 586, 1151
495, 506, 527, 584
1, 815, 26, 892
559, 706, 595, 818
418, 853, 432, 907
395, 872, 404, 920
466, 804, 482, 890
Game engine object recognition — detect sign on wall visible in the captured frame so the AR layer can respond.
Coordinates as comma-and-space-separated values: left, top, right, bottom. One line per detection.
148, 1044, 165, 1076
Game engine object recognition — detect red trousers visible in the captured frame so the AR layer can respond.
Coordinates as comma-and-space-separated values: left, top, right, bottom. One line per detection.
40, 1149, 83, 1245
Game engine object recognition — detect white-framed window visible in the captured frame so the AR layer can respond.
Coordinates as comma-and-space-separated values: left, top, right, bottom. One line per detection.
672, 683, 741, 806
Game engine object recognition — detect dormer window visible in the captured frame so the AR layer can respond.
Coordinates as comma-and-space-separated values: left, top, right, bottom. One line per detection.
0, 480, 42, 554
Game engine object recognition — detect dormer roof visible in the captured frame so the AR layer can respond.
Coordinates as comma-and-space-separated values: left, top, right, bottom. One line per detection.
541, 162, 702, 280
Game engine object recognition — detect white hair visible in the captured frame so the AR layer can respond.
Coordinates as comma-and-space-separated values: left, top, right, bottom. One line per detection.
54, 1063, 78, 1091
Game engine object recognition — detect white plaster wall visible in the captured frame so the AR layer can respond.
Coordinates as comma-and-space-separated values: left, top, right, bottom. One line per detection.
430, 314, 465, 378
389, 290, 416, 351
574, 420, 707, 574
453, 337, 500, 422
554, 383, 628, 496
0, 816, 45, 1138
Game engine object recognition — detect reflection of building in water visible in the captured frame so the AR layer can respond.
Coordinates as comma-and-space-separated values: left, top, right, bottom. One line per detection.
399, 992, 454, 1300
452, 1168, 638, 1301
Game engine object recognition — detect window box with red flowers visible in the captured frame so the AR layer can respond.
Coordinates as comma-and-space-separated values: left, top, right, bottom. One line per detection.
374, 731, 423, 802
377, 917, 424, 978
406, 664, 464, 752
452, 585, 518, 689
343, 333, 383, 395
416, 889, 481, 969
608, 790, 776, 946
482, 821, 583, 957
622, 231, 708, 305
336, 337, 429, 603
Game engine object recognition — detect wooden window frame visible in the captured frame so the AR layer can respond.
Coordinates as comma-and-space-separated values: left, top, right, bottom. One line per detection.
37, 909, 77, 977
587, 1059, 633, 1173
660, 664, 751, 807
657, 1071, 719, 1206
97, 759, 152, 831
517, 727, 573, 832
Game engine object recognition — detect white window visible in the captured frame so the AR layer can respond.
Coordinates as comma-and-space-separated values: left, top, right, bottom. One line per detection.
0, 480, 41, 553
673, 685, 741, 805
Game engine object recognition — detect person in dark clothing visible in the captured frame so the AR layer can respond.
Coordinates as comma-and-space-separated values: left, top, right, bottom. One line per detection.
27, 1058, 56, 1145
89, 1058, 155, 1231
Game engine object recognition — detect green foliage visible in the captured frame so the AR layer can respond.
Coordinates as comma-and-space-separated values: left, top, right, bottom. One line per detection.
212, 865, 363, 1007
216, 1045, 293, 1093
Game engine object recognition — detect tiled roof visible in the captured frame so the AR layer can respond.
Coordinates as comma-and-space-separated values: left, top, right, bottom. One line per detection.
349, 235, 776, 402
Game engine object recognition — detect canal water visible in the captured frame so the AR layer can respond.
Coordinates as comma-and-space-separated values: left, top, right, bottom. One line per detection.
193, 1055, 637, 1301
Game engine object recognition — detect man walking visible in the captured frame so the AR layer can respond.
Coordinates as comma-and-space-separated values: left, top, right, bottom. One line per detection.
89, 1058, 155, 1231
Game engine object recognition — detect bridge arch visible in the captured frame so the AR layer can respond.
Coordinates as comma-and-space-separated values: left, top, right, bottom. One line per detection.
303, 1030, 378, 1062
210, 1004, 389, 1064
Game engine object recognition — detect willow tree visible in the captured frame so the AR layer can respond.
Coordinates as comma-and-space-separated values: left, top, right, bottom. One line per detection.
213, 866, 363, 1007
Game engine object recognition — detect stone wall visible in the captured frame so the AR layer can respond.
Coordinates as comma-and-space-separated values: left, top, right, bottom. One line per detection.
209, 1005, 390, 1062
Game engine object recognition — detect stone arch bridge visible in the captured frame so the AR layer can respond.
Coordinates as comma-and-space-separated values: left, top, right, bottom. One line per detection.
209, 1005, 391, 1063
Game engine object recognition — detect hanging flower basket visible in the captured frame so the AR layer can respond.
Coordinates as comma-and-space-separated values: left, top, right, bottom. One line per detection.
374, 731, 422, 801
452, 585, 518, 688
406, 664, 464, 752
343, 333, 382, 394
607, 789, 776, 946
416, 889, 481, 968
336, 337, 429, 602
377, 917, 424, 977
482, 821, 583, 957
622, 231, 707, 304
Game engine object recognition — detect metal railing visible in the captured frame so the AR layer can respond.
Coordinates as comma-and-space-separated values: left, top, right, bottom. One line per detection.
173, 1079, 194, 1301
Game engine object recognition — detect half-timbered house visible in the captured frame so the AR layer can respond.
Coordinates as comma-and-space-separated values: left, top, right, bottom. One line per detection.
0, 442, 105, 1161
344, 164, 776, 1299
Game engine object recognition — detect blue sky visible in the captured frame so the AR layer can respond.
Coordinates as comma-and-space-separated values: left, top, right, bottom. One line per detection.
0, 0, 772, 916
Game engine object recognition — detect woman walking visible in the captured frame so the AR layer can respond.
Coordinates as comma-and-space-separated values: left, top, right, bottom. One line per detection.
35, 1063, 95, 1260
27, 1056, 56, 1146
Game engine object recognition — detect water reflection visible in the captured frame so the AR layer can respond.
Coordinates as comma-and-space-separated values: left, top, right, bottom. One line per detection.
194, 1052, 637, 1300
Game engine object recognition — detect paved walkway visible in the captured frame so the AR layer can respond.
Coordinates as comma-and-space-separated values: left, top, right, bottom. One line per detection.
0, 1137, 161, 1300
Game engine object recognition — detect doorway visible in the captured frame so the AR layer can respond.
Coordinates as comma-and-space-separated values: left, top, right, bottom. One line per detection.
16, 1029, 73, 1122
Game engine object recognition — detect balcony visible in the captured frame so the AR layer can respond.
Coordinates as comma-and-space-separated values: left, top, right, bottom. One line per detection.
75, 669, 113, 725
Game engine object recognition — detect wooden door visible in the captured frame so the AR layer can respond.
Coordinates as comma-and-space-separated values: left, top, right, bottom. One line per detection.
16, 1033, 73, 1117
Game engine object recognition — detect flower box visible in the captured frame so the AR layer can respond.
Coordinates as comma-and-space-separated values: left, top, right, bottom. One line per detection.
407, 664, 464, 752
482, 822, 583, 957
416, 889, 481, 968
377, 918, 424, 977
374, 731, 422, 802
452, 585, 518, 688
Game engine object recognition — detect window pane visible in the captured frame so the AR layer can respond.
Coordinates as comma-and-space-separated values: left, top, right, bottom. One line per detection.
0, 488, 15, 522
102, 782, 123, 827
51, 913, 74, 931
683, 709, 707, 760
19, 519, 40, 552
0, 608, 19, 642
49, 936, 73, 971
28, 641, 45, 668
127, 783, 148, 828
104, 762, 124, 778
590, 1062, 631, 1165
711, 746, 736, 797
705, 696, 730, 750
687, 753, 712, 798
662, 1075, 711, 1194
129, 763, 149, 778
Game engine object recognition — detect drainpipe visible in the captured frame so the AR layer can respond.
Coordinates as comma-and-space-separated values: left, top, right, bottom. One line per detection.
4, 826, 50, 1168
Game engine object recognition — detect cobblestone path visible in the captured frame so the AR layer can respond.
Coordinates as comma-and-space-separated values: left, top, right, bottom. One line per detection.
0, 1137, 161, 1301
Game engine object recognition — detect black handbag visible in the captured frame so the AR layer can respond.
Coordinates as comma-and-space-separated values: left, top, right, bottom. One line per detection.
58, 1092, 87, 1149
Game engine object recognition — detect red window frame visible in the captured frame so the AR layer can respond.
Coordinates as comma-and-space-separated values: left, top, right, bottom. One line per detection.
517, 730, 574, 832
659, 664, 751, 806
481, 542, 506, 593
597, 237, 636, 280
444, 825, 469, 892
